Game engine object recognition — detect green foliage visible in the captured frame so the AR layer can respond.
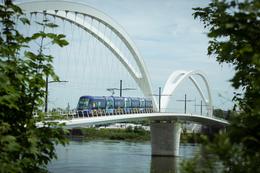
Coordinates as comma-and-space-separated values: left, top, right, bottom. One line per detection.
182, 0, 260, 172
69, 127, 151, 141
0, 1, 69, 172
69, 127, 204, 143
181, 132, 204, 143
213, 109, 235, 120
213, 109, 225, 118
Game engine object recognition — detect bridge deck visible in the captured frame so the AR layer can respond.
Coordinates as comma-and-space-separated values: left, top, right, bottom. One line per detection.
55, 112, 229, 128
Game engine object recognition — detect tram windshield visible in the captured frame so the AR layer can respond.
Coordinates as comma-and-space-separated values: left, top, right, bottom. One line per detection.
77, 97, 90, 110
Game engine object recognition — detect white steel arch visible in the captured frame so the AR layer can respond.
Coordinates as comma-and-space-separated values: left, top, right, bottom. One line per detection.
17, 0, 154, 101
40, 11, 142, 83
161, 70, 213, 116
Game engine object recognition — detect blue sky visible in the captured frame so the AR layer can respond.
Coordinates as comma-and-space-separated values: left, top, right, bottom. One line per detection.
16, 0, 236, 111
77, 0, 235, 110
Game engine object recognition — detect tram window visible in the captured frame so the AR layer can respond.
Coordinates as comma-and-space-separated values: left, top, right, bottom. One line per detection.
106, 99, 114, 109
92, 102, 96, 108
125, 98, 131, 108
92, 100, 106, 109
115, 99, 124, 108
140, 99, 145, 107
131, 99, 140, 108
78, 98, 89, 109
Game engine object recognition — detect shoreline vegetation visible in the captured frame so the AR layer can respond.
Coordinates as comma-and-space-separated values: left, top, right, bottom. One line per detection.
68, 127, 204, 143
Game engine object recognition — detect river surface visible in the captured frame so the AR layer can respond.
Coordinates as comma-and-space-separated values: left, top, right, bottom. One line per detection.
48, 139, 199, 173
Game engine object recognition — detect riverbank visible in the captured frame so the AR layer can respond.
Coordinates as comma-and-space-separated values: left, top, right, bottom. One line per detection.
68, 127, 203, 143
69, 127, 149, 141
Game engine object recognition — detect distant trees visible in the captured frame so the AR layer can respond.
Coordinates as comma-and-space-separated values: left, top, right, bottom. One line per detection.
182, 0, 260, 172
0, 0, 69, 172
213, 109, 233, 120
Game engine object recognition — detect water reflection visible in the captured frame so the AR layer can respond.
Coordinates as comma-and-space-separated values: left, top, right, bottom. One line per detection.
48, 140, 198, 173
150, 156, 179, 173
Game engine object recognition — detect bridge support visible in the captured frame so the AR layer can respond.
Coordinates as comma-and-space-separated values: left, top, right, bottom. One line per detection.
150, 121, 181, 156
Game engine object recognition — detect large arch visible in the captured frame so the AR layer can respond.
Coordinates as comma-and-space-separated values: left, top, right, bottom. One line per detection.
17, 0, 155, 102
161, 70, 213, 116
39, 11, 142, 84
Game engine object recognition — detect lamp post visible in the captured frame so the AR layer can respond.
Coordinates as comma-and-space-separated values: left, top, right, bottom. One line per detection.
107, 80, 136, 97
176, 94, 195, 114
45, 75, 68, 113
151, 87, 171, 112
194, 100, 208, 115
120, 80, 122, 97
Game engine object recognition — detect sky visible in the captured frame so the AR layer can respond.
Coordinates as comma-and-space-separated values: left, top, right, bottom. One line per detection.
16, 0, 236, 111
76, 0, 235, 110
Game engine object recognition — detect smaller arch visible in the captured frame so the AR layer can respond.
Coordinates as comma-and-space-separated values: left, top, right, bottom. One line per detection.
161, 70, 213, 116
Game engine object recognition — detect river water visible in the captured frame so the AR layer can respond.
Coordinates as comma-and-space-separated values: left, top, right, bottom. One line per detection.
48, 139, 199, 173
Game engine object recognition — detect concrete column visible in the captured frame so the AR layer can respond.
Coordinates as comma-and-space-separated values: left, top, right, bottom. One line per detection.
150, 121, 181, 156
150, 156, 179, 173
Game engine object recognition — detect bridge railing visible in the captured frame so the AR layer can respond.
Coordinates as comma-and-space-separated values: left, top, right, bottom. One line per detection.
70, 108, 155, 119
33, 109, 226, 122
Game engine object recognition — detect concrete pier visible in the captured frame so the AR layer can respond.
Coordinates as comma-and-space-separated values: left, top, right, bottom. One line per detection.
150, 121, 181, 156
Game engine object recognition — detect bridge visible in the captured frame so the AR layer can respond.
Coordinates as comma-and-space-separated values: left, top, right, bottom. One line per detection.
59, 113, 228, 128
18, 0, 229, 157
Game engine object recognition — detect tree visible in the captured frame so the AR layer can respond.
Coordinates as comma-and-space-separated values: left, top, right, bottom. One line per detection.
0, 0, 69, 172
213, 109, 225, 118
181, 0, 260, 172
213, 109, 233, 120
